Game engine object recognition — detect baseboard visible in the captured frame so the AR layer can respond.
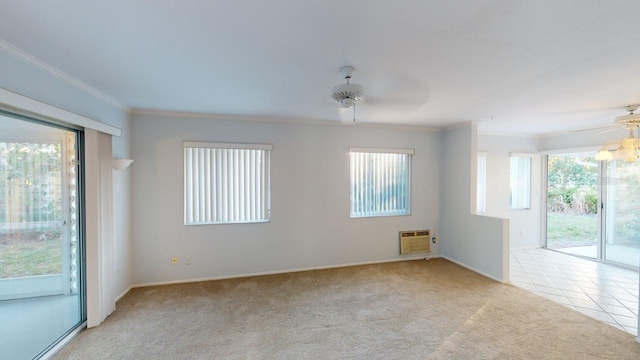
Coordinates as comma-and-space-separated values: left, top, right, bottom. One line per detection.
115, 285, 133, 302
132, 255, 441, 289
441, 256, 506, 283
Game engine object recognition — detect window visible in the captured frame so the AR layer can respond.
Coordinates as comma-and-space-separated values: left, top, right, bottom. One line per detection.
183, 142, 271, 225
477, 152, 487, 213
350, 148, 413, 218
510, 153, 532, 209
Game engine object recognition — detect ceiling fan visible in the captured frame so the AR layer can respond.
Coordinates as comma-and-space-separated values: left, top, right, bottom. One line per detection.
330, 66, 431, 123
593, 105, 640, 162
331, 66, 364, 122
573, 104, 640, 134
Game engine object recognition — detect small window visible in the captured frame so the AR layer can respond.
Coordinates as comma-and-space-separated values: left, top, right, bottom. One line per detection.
510, 153, 532, 209
183, 142, 271, 225
349, 148, 413, 218
477, 152, 487, 213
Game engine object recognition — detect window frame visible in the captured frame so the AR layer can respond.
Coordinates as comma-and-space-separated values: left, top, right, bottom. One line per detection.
183, 141, 272, 225
349, 147, 414, 218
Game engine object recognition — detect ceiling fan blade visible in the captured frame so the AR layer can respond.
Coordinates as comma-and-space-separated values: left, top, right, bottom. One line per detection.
570, 125, 613, 133
595, 126, 625, 135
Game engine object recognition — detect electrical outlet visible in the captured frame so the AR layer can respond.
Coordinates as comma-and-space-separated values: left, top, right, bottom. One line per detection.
171, 256, 178, 265
185, 257, 191, 265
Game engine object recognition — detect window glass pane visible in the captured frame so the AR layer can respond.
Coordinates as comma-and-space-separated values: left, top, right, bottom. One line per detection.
477, 153, 487, 213
350, 151, 411, 218
510, 155, 531, 209
184, 144, 270, 225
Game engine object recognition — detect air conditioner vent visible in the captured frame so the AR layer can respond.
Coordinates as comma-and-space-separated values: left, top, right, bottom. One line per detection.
399, 230, 430, 255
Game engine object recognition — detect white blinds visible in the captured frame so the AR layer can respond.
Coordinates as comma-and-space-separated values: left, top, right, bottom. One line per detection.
184, 142, 271, 225
510, 155, 532, 209
350, 149, 413, 218
477, 152, 487, 213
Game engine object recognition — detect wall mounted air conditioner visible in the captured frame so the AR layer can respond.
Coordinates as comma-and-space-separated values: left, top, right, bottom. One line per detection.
399, 230, 430, 255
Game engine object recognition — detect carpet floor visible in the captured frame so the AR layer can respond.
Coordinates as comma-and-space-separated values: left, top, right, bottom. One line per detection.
53, 259, 640, 359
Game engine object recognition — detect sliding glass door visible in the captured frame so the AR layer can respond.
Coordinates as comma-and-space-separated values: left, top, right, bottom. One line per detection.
0, 111, 85, 359
546, 152, 599, 259
546, 152, 640, 269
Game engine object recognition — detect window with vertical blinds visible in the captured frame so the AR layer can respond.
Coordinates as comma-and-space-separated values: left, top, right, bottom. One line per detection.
510, 153, 532, 210
477, 152, 487, 213
183, 142, 271, 225
349, 148, 413, 218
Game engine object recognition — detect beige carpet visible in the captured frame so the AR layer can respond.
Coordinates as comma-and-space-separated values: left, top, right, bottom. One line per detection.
53, 259, 640, 359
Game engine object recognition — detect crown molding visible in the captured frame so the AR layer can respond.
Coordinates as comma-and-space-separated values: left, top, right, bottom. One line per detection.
130, 108, 442, 132
0, 38, 129, 112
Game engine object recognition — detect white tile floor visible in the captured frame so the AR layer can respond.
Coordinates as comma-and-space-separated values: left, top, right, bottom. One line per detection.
511, 248, 639, 336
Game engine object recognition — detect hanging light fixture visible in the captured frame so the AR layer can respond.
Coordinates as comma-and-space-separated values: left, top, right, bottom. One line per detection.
331, 66, 364, 122
595, 105, 640, 162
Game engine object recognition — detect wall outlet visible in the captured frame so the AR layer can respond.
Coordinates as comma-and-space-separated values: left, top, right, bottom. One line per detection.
185, 257, 191, 265
171, 256, 178, 265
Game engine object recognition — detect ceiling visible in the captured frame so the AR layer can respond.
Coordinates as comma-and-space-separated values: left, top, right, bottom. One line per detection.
1, 0, 640, 135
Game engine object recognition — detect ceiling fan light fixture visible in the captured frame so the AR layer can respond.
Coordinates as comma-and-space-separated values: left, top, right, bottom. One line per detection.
595, 105, 640, 162
594, 148, 613, 161
332, 83, 364, 108
331, 66, 365, 123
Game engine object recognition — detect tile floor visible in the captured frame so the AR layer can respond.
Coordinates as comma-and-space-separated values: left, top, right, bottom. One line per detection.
511, 248, 639, 336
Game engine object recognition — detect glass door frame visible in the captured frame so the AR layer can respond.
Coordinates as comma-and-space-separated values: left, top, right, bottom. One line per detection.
543, 152, 639, 271
0, 109, 87, 359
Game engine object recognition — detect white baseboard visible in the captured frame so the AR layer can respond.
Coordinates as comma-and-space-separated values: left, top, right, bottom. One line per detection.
115, 285, 133, 302
132, 255, 441, 289
441, 256, 506, 283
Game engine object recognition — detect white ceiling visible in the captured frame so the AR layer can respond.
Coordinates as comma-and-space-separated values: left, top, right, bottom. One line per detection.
1, 0, 640, 135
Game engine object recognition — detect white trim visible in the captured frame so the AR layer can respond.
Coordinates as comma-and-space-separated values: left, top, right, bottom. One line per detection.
183, 141, 272, 150
441, 256, 506, 283
0, 38, 128, 111
0, 88, 121, 136
349, 147, 415, 154
131, 108, 441, 132
116, 285, 133, 302
132, 256, 440, 288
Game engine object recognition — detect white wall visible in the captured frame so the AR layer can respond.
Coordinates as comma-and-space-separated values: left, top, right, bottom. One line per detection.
440, 124, 510, 282
131, 113, 441, 285
0, 51, 133, 297
477, 135, 542, 249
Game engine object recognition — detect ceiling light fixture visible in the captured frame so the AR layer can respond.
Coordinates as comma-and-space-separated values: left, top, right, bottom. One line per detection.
595, 105, 640, 162
331, 66, 364, 122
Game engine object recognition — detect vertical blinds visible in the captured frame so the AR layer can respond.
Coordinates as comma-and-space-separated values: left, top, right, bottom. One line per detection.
510, 155, 532, 209
184, 142, 271, 225
350, 148, 413, 218
477, 152, 487, 213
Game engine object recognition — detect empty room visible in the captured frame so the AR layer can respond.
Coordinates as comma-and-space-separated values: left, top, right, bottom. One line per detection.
0, 1, 639, 359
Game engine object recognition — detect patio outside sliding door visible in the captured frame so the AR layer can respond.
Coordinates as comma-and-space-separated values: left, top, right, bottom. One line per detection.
0, 111, 85, 360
